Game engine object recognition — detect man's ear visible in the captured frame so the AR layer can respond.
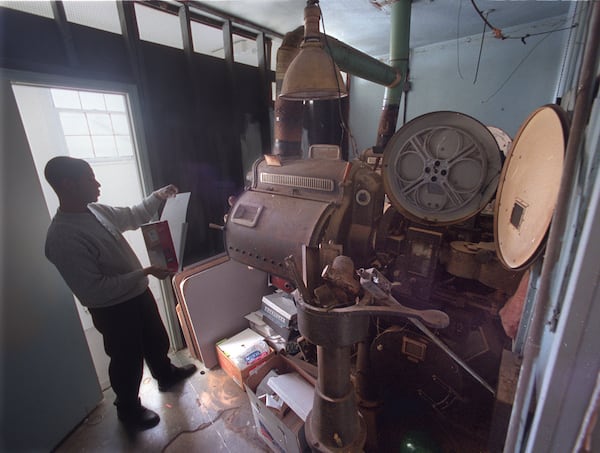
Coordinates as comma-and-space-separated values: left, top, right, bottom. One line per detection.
56, 177, 76, 194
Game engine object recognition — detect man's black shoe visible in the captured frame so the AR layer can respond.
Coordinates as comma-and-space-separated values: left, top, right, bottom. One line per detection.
158, 364, 198, 392
117, 404, 160, 431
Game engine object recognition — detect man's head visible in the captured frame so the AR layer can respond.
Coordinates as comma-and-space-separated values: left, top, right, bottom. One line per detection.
44, 156, 101, 210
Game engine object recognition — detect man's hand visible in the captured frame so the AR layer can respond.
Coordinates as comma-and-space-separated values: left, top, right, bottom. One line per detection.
143, 266, 174, 280
153, 184, 178, 200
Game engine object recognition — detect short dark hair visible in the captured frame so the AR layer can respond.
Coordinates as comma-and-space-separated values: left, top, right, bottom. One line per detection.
44, 156, 90, 192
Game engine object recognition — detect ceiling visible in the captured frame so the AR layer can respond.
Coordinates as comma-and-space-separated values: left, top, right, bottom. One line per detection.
195, 0, 572, 59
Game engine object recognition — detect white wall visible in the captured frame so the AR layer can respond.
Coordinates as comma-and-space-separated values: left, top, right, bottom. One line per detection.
349, 15, 570, 152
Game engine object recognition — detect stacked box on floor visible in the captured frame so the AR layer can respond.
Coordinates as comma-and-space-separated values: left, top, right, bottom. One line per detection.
216, 328, 274, 390
245, 354, 315, 453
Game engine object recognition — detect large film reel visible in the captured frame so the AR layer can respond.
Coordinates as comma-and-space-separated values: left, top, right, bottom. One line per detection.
382, 111, 502, 225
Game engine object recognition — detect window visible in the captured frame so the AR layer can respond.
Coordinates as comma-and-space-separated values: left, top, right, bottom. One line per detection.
135, 2, 183, 50
0, 0, 53, 18
1, 1, 280, 72
63, 1, 121, 34
191, 20, 224, 58
233, 34, 258, 67
51, 88, 134, 160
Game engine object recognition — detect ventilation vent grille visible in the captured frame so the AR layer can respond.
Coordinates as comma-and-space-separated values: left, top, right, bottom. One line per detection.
260, 173, 334, 192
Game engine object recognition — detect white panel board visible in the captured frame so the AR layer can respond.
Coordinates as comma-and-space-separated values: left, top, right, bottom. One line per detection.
175, 254, 270, 368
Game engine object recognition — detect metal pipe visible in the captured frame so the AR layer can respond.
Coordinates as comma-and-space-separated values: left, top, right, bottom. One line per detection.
355, 340, 377, 401
309, 344, 366, 452
323, 35, 400, 88
376, 0, 411, 150
411, 318, 496, 396
277, 27, 401, 92
318, 345, 352, 398
503, 3, 600, 452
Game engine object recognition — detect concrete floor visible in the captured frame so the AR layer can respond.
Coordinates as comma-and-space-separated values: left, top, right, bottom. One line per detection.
54, 348, 499, 452
55, 350, 270, 453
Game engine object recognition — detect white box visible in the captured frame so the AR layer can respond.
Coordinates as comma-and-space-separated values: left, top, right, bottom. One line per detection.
245, 355, 312, 453
267, 372, 314, 422
262, 292, 297, 328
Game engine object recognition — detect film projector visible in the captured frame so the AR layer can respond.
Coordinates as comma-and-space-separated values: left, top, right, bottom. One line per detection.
223, 105, 568, 451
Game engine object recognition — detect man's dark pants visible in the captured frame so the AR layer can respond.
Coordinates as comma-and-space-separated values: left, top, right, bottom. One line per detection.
89, 289, 172, 411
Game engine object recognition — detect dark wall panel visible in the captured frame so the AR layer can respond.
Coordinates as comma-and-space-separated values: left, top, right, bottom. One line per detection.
138, 42, 268, 264
0, 6, 270, 266
70, 24, 131, 82
0, 8, 68, 69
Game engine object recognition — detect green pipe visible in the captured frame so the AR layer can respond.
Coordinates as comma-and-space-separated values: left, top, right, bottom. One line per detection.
387, 0, 411, 105
324, 35, 400, 88
276, 16, 405, 90
376, 0, 411, 149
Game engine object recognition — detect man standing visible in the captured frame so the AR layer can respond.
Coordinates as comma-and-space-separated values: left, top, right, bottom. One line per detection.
44, 156, 196, 430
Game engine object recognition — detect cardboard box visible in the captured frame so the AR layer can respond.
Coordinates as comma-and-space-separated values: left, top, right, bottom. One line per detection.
216, 328, 274, 390
141, 220, 178, 272
245, 354, 314, 453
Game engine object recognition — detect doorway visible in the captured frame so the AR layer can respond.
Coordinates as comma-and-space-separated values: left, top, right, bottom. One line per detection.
11, 81, 177, 389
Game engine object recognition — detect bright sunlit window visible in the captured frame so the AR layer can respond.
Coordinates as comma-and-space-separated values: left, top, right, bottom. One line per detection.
51, 88, 134, 160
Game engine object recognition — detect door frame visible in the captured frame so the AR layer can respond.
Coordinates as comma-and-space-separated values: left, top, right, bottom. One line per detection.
3, 68, 183, 350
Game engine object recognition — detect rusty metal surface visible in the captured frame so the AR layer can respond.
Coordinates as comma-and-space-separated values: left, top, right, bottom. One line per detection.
225, 189, 334, 279
445, 241, 524, 293
376, 103, 401, 150
226, 157, 385, 282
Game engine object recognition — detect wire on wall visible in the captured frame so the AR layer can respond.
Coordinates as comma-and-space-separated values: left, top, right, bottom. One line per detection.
462, 0, 581, 103
470, 0, 577, 44
480, 32, 552, 103
473, 9, 489, 84
470, 0, 504, 39
480, 12, 578, 103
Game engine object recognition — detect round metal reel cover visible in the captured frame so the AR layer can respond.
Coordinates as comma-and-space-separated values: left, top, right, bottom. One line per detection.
494, 104, 568, 270
382, 111, 502, 225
